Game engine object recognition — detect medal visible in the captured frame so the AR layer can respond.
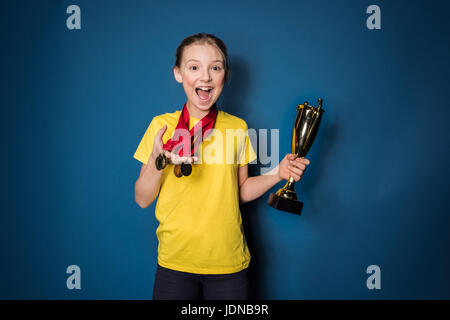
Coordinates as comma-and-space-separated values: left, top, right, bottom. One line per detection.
173, 164, 183, 177
160, 103, 218, 177
155, 153, 167, 171
180, 163, 192, 176
155, 152, 192, 177
173, 163, 192, 177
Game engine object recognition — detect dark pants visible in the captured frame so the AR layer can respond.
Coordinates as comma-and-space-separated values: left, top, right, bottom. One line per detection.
152, 264, 249, 300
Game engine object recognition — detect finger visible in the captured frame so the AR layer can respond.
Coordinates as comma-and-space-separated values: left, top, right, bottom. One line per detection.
293, 158, 309, 168
288, 165, 304, 177
165, 153, 198, 164
162, 151, 174, 165
173, 155, 191, 165
170, 154, 182, 164
289, 160, 306, 170
288, 171, 301, 182
171, 159, 182, 165
187, 156, 198, 163
156, 125, 167, 141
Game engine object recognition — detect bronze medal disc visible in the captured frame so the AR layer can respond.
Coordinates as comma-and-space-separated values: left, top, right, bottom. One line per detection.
173, 164, 183, 177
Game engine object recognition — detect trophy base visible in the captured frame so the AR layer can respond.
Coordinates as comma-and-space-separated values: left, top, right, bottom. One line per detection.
268, 193, 303, 215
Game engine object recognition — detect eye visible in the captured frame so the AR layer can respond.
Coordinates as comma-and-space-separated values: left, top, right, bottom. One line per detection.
212, 66, 222, 71
189, 65, 198, 71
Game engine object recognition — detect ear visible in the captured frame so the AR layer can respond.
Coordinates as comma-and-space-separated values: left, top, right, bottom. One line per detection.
173, 66, 182, 83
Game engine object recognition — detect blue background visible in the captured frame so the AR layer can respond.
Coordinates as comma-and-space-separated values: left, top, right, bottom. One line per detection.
2, 0, 450, 299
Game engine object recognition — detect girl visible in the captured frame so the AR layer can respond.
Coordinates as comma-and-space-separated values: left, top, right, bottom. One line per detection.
133, 33, 310, 300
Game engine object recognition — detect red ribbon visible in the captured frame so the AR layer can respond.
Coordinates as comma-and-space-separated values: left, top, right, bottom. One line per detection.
163, 103, 218, 157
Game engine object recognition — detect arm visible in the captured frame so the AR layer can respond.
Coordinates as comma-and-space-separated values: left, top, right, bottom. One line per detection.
134, 125, 168, 208
238, 154, 310, 204
238, 164, 281, 204
134, 124, 197, 208
134, 156, 164, 208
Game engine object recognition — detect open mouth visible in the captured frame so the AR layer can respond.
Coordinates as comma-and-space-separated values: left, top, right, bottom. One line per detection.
195, 86, 214, 101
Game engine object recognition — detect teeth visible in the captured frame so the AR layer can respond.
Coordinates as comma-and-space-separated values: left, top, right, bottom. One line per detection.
197, 87, 213, 90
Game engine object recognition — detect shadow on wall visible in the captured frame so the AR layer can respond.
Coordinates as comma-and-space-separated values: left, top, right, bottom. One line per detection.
302, 116, 340, 219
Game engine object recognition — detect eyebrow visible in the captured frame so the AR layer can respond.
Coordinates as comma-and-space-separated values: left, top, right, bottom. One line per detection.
185, 59, 223, 64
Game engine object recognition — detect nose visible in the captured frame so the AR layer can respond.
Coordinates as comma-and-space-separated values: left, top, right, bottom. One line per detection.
201, 68, 212, 82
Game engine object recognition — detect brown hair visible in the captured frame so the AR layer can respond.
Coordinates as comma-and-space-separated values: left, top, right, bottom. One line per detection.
174, 32, 230, 82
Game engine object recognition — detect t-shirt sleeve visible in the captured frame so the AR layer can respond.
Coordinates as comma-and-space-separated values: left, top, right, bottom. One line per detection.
133, 117, 160, 165
238, 122, 257, 167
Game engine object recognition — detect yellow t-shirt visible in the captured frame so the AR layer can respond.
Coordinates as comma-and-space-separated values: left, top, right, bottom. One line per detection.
133, 109, 257, 274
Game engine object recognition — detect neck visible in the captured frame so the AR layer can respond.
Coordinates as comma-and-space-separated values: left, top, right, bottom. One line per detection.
186, 101, 211, 119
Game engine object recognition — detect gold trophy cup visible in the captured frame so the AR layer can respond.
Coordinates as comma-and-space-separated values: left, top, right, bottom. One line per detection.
268, 98, 325, 215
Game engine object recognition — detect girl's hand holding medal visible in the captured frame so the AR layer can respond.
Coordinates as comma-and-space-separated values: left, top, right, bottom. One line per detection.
151, 124, 198, 176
